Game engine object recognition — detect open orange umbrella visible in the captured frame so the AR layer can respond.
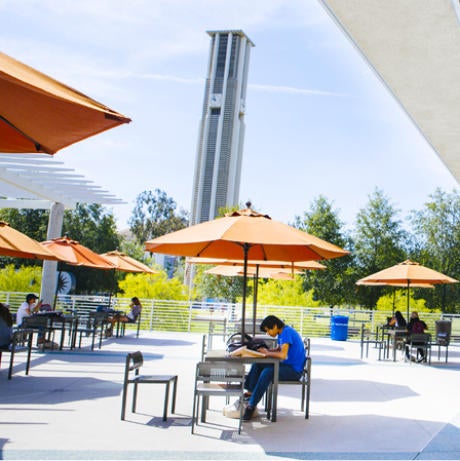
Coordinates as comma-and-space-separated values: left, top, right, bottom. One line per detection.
205, 265, 301, 279
0, 221, 60, 260
187, 257, 326, 271
145, 205, 348, 338
205, 261, 325, 334
357, 260, 458, 318
41, 237, 115, 269
100, 250, 157, 274
0, 51, 131, 154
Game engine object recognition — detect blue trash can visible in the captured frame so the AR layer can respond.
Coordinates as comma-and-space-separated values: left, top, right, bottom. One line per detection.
331, 315, 349, 341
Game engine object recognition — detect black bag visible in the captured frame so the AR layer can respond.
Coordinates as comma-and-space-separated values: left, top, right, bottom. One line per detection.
226, 333, 268, 353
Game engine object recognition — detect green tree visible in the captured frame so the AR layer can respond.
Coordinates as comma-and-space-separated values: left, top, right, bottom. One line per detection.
409, 188, 460, 312
61, 203, 121, 294
353, 189, 408, 308
118, 270, 189, 300
0, 264, 42, 292
192, 264, 245, 303
256, 277, 319, 307
129, 189, 188, 244
294, 196, 355, 308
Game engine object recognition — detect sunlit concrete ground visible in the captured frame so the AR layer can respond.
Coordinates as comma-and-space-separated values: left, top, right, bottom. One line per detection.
1, 329, 459, 460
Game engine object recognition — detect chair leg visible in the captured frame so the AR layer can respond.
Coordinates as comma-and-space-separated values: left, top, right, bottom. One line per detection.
132, 382, 139, 413
301, 381, 305, 411
171, 377, 178, 414
162, 382, 170, 421
25, 333, 33, 375
191, 393, 197, 434
121, 382, 128, 420
8, 346, 15, 380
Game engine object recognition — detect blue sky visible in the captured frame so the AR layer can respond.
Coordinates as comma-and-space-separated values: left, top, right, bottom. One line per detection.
1, 0, 457, 231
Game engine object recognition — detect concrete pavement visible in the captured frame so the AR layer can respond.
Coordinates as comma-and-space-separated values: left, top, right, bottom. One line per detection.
1, 330, 459, 460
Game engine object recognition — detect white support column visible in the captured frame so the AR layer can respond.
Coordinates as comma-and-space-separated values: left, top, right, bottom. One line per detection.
40, 202, 65, 305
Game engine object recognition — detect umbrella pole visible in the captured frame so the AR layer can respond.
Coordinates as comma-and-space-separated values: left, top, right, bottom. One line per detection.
406, 281, 410, 321
392, 289, 396, 315
252, 265, 259, 336
241, 243, 250, 341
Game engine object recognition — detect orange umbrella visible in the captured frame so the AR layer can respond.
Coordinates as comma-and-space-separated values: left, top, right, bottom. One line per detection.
145, 205, 348, 338
100, 250, 157, 274
187, 257, 326, 271
0, 221, 60, 260
204, 265, 301, 279
203, 262, 324, 334
357, 260, 458, 318
41, 237, 115, 269
0, 51, 131, 154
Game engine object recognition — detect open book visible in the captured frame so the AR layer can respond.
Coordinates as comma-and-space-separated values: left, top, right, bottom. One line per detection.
229, 346, 266, 358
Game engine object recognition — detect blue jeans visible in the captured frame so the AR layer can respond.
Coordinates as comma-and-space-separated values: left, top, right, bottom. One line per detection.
245, 363, 301, 407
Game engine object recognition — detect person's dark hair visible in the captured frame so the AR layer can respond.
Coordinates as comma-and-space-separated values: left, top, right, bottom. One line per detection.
0, 303, 13, 327
26, 293, 38, 302
260, 315, 285, 332
131, 297, 140, 305
395, 310, 407, 327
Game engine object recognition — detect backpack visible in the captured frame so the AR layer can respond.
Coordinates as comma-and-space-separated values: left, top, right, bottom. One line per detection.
411, 320, 425, 334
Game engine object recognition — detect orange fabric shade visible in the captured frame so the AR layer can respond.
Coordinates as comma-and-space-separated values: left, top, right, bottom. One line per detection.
0, 51, 131, 154
41, 237, 115, 269
357, 260, 458, 285
0, 221, 60, 260
187, 257, 326, 270
100, 250, 156, 274
146, 206, 347, 338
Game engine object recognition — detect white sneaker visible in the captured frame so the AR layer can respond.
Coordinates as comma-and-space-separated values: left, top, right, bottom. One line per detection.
223, 399, 258, 419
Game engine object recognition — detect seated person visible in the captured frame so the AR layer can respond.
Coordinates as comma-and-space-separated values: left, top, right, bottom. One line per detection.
0, 303, 13, 348
388, 310, 407, 328
106, 297, 142, 337
243, 315, 305, 421
405, 311, 428, 362
16, 293, 42, 327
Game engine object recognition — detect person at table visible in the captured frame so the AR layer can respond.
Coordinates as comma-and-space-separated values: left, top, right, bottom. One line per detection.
405, 311, 428, 362
242, 315, 305, 421
388, 310, 407, 328
16, 293, 42, 327
0, 303, 13, 348
106, 297, 142, 337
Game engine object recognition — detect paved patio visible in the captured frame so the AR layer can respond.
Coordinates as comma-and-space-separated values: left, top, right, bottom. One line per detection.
1, 330, 459, 460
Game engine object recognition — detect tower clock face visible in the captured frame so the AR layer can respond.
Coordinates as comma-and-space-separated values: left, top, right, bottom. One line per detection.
209, 94, 222, 108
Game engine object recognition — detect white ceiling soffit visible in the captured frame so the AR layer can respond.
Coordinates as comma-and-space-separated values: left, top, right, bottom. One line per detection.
0, 154, 124, 210
319, 0, 460, 183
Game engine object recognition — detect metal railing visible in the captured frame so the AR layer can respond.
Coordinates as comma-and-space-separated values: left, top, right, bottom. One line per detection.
3, 292, 459, 339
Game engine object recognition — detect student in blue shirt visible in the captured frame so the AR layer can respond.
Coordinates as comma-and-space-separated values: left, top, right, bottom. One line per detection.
243, 315, 305, 421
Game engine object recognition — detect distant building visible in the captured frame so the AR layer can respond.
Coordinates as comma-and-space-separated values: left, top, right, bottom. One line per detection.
190, 30, 254, 225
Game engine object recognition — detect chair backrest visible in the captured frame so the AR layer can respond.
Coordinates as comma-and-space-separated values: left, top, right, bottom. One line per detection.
435, 320, 452, 345
22, 316, 50, 328
196, 361, 245, 382
126, 351, 143, 371
123, 351, 143, 383
303, 337, 311, 356
11, 329, 33, 351
89, 312, 109, 327
201, 334, 207, 361
409, 333, 431, 345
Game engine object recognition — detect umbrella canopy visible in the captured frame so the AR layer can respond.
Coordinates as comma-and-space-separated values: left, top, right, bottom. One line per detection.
195, 257, 326, 335
145, 206, 348, 338
0, 51, 131, 154
100, 250, 157, 274
187, 257, 327, 271
0, 221, 61, 260
204, 265, 302, 279
41, 237, 115, 269
356, 260, 458, 318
